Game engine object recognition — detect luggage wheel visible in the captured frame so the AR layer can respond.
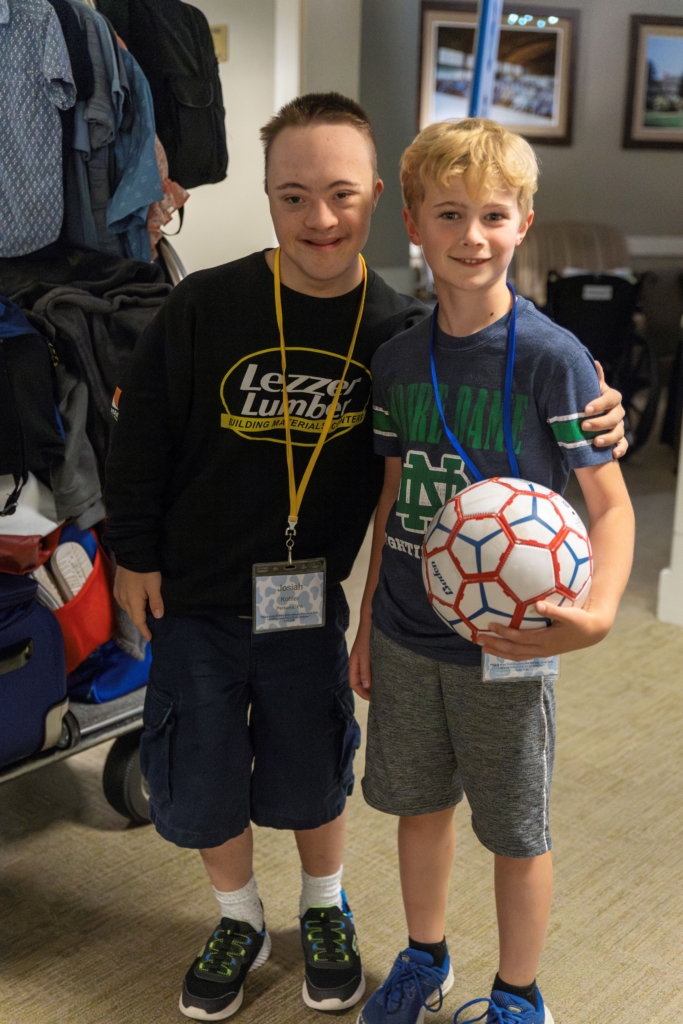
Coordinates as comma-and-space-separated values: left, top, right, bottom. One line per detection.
102, 729, 151, 826
55, 710, 81, 751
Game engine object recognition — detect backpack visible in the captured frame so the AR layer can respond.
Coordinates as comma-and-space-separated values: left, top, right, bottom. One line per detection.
97, 0, 228, 189
0, 573, 68, 769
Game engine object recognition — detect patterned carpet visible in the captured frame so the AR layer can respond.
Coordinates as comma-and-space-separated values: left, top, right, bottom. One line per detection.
1, 434, 681, 1024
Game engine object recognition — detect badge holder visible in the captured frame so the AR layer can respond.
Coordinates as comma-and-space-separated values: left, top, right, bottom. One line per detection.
252, 557, 326, 633
482, 653, 560, 682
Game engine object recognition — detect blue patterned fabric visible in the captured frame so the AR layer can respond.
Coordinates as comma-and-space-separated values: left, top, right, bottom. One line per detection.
107, 46, 162, 261
0, 0, 75, 256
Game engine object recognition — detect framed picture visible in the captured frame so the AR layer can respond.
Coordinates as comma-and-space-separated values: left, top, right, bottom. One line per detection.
419, 2, 579, 145
623, 15, 683, 149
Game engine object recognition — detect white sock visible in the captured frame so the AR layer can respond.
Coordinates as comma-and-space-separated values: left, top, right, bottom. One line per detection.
213, 875, 264, 932
299, 865, 344, 916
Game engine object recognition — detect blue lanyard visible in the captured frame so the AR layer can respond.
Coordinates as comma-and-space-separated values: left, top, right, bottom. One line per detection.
429, 283, 520, 483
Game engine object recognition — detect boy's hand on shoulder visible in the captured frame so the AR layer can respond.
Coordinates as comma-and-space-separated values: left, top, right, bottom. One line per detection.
113, 566, 164, 642
349, 622, 372, 701
584, 362, 628, 459
481, 598, 613, 661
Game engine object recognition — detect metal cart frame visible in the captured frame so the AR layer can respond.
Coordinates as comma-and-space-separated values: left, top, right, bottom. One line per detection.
0, 688, 151, 825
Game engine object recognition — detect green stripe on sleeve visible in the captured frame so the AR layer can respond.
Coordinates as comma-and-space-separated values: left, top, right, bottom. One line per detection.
373, 407, 395, 434
549, 416, 603, 445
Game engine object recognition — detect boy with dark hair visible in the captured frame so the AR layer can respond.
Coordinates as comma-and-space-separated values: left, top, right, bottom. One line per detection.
350, 119, 634, 1024
106, 95, 627, 1021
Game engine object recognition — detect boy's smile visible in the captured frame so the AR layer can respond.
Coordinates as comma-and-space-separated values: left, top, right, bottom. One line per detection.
265, 123, 383, 297
403, 176, 533, 335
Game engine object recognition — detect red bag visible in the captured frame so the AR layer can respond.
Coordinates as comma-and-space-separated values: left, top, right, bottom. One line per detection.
53, 540, 117, 674
0, 526, 63, 574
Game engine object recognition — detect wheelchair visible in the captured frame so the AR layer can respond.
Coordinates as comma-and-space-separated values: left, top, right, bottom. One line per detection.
545, 271, 660, 457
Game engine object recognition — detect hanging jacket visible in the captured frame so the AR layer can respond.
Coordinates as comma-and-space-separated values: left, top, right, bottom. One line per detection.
107, 46, 163, 261
62, 0, 123, 256
0, 0, 76, 257
97, 0, 228, 189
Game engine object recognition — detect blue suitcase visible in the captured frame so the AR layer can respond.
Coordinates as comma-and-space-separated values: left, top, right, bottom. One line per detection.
0, 573, 68, 769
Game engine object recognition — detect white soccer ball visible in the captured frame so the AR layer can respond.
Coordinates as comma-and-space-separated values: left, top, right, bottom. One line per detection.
422, 477, 592, 643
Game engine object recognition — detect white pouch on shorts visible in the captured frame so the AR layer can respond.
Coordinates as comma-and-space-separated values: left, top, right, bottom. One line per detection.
482, 653, 560, 681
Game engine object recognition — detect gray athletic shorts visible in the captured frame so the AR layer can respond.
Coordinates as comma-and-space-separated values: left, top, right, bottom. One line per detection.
362, 628, 555, 859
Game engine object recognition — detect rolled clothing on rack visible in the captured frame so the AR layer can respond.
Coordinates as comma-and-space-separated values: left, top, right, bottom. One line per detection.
0, 249, 171, 475
0, 247, 169, 308
31, 282, 169, 470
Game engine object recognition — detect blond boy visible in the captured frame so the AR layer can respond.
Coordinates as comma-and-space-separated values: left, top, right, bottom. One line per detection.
349, 119, 634, 1024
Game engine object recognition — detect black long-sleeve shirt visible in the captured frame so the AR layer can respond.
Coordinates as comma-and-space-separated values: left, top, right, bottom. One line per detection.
104, 250, 426, 614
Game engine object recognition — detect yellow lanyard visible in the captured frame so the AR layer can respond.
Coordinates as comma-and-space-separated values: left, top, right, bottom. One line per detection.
273, 246, 368, 560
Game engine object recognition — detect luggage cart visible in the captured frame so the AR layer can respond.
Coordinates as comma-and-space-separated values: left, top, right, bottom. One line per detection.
0, 238, 187, 828
0, 688, 150, 825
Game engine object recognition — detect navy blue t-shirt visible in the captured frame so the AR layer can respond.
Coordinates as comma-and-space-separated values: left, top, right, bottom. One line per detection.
371, 296, 613, 665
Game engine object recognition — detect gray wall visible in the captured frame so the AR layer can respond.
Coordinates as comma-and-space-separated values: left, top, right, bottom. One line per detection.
360, 0, 683, 268
302, 0, 362, 99
360, 0, 421, 267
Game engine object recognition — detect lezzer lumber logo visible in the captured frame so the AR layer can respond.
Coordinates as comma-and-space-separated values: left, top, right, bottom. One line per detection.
220, 347, 372, 446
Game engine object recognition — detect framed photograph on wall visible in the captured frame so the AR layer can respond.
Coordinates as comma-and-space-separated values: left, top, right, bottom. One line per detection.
419, 2, 579, 145
623, 15, 683, 149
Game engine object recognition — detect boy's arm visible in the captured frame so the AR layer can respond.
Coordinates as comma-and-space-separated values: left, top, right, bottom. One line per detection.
349, 456, 403, 699
105, 288, 193, 640
483, 460, 634, 661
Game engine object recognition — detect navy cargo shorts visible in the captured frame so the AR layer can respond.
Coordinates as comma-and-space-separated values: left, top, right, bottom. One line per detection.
140, 585, 360, 849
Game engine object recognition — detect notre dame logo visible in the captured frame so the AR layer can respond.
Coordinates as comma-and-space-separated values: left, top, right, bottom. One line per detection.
396, 451, 469, 534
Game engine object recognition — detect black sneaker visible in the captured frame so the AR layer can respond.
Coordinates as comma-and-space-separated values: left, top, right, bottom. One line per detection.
301, 890, 366, 1011
179, 916, 271, 1020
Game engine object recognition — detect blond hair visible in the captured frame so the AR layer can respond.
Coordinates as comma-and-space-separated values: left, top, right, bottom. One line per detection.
400, 118, 538, 216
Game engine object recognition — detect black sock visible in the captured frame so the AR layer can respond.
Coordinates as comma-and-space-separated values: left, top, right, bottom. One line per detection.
408, 936, 448, 968
493, 973, 537, 1006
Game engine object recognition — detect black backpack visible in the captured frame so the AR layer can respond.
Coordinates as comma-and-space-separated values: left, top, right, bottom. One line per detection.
98, 0, 228, 190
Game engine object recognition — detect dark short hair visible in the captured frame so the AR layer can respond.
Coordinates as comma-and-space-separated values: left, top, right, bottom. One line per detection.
260, 92, 376, 174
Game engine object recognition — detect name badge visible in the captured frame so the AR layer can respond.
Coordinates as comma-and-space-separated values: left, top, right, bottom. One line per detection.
482, 653, 560, 682
252, 558, 326, 633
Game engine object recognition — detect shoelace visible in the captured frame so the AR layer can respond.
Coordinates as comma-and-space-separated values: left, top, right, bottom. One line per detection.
199, 926, 253, 978
303, 910, 350, 964
454, 996, 531, 1024
381, 957, 446, 1014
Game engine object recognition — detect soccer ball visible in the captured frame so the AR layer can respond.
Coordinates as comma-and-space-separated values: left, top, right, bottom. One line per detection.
422, 477, 592, 644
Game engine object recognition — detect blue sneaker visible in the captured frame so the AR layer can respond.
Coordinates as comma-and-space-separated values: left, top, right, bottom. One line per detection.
357, 947, 454, 1024
453, 988, 555, 1024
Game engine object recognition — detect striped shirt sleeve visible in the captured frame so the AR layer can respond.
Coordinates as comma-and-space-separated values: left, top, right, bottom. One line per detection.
544, 350, 614, 467
371, 356, 402, 457
547, 411, 603, 450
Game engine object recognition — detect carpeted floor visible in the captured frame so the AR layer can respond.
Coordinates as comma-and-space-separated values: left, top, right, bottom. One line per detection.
1, 431, 682, 1024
